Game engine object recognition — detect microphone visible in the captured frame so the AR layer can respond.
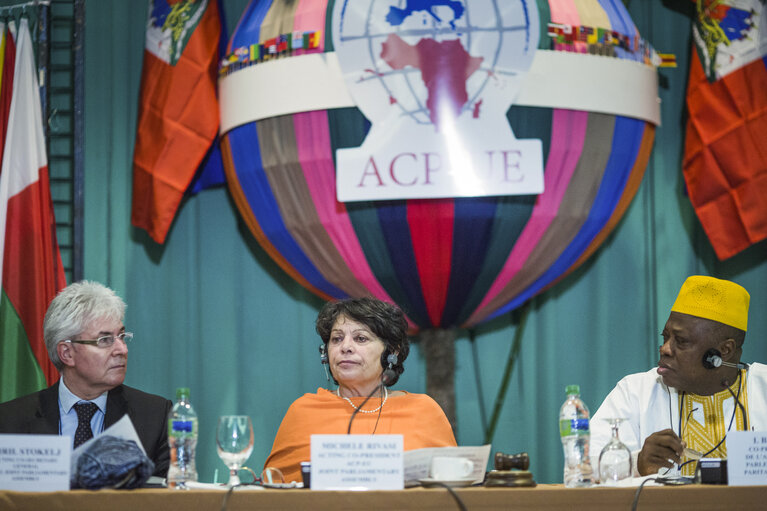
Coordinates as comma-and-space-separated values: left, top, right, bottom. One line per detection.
319, 344, 330, 382
346, 369, 396, 434
702, 349, 749, 430
702, 349, 747, 370
720, 372, 749, 432
382, 367, 396, 384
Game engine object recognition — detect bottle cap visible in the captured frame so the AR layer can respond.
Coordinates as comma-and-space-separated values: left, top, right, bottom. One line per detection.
176, 387, 190, 400
565, 384, 580, 395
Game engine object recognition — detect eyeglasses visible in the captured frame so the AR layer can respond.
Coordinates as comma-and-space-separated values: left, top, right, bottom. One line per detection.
224, 466, 286, 487
62, 332, 134, 348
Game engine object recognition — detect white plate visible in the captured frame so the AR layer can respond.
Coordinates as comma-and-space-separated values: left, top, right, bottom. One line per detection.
419, 477, 476, 488
262, 481, 303, 489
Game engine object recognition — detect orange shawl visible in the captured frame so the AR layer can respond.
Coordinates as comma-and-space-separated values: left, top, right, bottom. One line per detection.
264, 388, 457, 482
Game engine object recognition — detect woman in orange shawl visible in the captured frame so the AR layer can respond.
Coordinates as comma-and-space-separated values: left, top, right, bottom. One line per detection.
264, 297, 456, 483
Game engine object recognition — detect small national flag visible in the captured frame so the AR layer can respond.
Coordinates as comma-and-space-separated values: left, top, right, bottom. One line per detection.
308, 30, 322, 49
265, 37, 277, 55
292, 31, 304, 49
657, 53, 677, 68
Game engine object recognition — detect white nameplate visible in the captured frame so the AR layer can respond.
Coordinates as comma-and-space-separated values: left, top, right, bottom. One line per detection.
310, 434, 403, 490
0, 434, 71, 491
726, 431, 767, 485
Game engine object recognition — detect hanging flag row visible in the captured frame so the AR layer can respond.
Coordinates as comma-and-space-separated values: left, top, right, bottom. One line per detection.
219, 29, 323, 76
547, 22, 676, 67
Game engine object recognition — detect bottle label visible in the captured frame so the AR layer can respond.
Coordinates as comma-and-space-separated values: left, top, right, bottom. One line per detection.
559, 418, 589, 436
172, 420, 193, 433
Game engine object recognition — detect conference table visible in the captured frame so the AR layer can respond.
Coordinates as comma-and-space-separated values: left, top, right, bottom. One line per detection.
1, 483, 764, 510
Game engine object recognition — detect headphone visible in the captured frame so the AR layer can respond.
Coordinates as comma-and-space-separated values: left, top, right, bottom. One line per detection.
319, 344, 398, 370
702, 348, 748, 370
383, 351, 398, 370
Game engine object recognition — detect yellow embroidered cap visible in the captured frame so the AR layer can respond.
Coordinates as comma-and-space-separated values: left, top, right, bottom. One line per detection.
671, 276, 749, 331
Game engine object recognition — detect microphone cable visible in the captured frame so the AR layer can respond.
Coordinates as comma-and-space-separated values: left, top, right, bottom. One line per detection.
428, 481, 468, 511
372, 389, 384, 435
677, 370, 742, 473
723, 371, 748, 432
346, 369, 395, 434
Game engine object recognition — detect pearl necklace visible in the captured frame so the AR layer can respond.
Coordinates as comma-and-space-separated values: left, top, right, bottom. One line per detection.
337, 387, 388, 413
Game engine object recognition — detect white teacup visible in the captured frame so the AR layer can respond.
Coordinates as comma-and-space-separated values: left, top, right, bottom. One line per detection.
430, 456, 474, 481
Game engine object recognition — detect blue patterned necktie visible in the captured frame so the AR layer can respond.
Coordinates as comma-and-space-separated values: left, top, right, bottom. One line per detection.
73, 402, 99, 448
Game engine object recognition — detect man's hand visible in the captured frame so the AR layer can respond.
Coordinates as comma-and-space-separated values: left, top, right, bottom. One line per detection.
637, 429, 685, 476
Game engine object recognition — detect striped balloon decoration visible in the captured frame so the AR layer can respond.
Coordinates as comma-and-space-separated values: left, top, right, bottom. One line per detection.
220, 0, 656, 331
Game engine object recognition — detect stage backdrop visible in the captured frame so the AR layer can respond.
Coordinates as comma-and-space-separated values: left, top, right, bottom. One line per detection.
79, 0, 767, 484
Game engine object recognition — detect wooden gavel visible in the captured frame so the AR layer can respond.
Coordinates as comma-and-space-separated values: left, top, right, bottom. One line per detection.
494, 452, 530, 471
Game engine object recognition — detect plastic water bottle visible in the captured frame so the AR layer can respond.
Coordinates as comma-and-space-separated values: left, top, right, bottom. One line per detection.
167, 387, 198, 488
559, 384, 594, 487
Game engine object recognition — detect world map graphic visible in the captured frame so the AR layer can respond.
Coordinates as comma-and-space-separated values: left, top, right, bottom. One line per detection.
332, 0, 543, 202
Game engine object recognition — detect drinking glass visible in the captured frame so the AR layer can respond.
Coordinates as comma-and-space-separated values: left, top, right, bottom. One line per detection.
216, 415, 254, 486
598, 418, 632, 484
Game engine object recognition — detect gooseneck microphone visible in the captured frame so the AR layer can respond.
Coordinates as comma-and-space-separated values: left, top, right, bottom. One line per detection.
675, 354, 750, 475
346, 355, 398, 434
346, 369, 396, 434
702, 348, 748, 370
720, 368, 749, 433
703, 348, 749, 430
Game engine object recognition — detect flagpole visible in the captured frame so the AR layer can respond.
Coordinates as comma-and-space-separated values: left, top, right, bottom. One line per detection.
0, 1, 52, 15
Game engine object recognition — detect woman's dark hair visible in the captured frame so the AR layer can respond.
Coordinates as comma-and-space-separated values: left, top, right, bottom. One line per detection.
316, 297, 410, 386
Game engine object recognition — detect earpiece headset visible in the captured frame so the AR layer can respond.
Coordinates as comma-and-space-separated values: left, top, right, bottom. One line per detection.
320, 344, 398, 371
659, 347, 750, 477
676, 348, 750, 462
382, 351, 398, 370
319, 344, 330, 382
702, 348, 748, 370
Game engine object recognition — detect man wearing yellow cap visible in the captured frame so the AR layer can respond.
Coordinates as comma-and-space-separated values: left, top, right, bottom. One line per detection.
590, 276, 767, 478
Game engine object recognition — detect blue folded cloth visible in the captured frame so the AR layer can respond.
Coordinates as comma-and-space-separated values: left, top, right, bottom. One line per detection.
73, 435, 155, 489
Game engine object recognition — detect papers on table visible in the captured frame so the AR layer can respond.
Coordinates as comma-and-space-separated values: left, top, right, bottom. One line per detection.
404, 445, 491, 487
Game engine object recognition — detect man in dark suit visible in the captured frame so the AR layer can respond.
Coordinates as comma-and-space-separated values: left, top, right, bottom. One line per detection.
0, 281, 171, 478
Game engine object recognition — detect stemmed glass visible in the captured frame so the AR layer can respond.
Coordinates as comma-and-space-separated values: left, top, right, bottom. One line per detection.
216, 415, 254, 487
598, 418, 632, 484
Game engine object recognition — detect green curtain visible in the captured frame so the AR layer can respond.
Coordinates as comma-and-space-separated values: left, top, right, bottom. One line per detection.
79, 0, 767, 484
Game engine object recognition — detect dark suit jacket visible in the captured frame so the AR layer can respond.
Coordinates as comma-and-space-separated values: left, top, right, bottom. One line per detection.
0, 382, 172, 477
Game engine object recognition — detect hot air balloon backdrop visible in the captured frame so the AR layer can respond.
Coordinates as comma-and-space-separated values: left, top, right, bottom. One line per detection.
217, 0, 661, 424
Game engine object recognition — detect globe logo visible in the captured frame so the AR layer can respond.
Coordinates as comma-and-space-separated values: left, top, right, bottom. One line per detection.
332, 0, 544, 202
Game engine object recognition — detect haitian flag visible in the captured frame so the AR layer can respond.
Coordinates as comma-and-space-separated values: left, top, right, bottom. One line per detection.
683, 0, 767, 259
0, 18, 66, 403
132, 0, 222, 244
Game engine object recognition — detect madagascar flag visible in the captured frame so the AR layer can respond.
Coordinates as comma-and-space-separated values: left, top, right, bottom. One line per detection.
0, 19, 66, 403
132, 0, 222, 244
683, 1, 767, 259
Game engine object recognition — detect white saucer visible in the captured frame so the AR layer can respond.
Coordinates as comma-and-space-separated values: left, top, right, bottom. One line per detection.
419, 477, 476, 488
